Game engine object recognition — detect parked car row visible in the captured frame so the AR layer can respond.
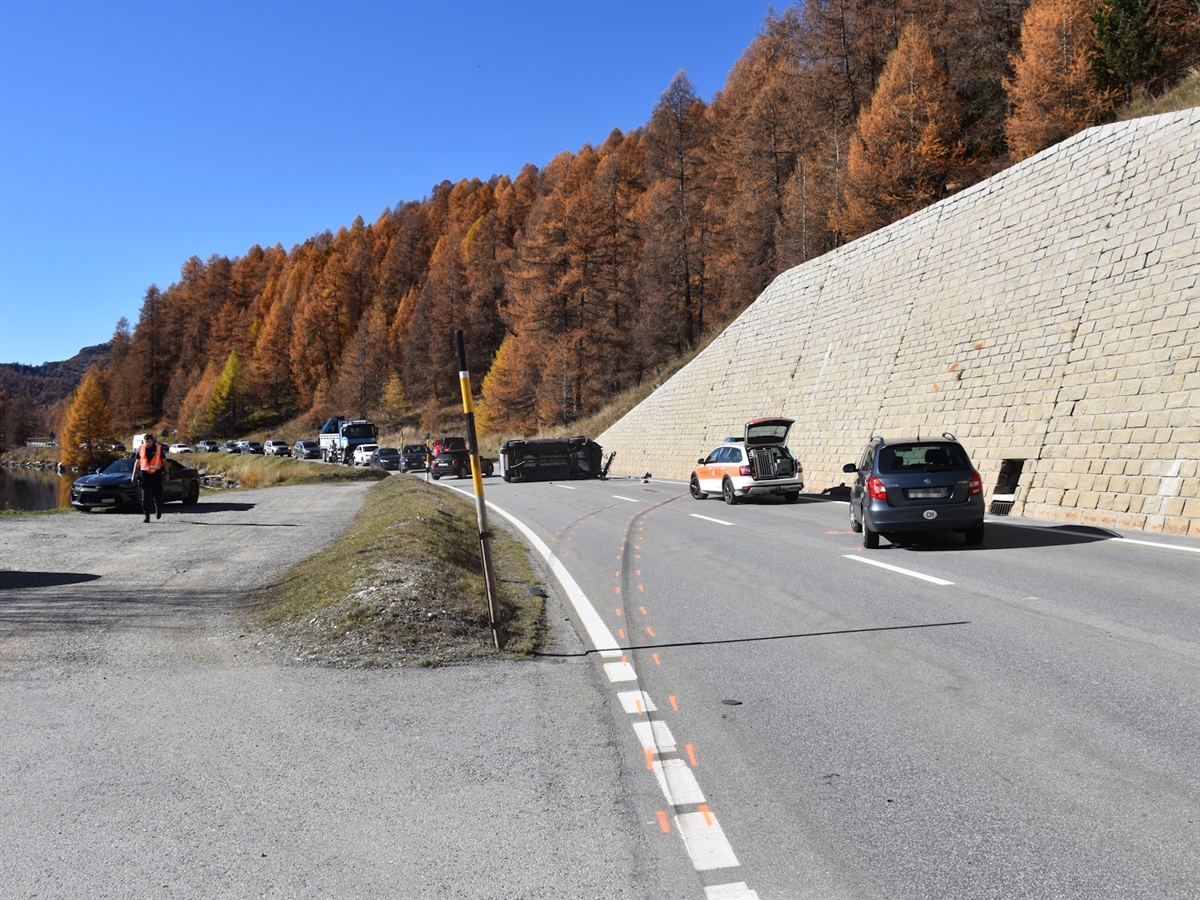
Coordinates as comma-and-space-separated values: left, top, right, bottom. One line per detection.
688, 418, 985, 549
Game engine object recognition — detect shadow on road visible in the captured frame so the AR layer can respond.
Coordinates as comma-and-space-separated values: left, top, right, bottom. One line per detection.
883, 522, 1120, 553
0, 571, 101, 590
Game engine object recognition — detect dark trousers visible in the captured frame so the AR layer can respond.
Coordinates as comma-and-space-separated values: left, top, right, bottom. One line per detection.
139, 472, 164, 516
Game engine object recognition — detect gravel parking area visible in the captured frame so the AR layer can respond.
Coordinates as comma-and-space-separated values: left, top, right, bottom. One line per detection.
0, 485, 678, 899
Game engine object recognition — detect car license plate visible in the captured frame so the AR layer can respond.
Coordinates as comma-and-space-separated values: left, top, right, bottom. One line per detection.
101, 498, 116, 504
908, 488, 949, 499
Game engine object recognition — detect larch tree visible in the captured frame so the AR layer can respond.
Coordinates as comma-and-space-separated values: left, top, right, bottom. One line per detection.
59, 365, 115, 469
1005, 0, 1108, 161
833, 22, 961, 241
208, 350, 245, 439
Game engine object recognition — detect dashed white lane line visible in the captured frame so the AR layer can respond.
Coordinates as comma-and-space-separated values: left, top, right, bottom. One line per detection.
843, 554, 955, 585
553, 484, 578, 490
705, 884, 761, 900
691, 513, 734, 526
633, 720, 677, 754
677, 811, 740, 870
612, 494, 640, 502
617, 690, 657, 713
604, 660, 638, 682
653, 759, 706, 805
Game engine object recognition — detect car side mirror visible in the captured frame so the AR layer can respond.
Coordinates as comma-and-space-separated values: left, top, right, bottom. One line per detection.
843, 463, 857, 474
697, 458, 705, 465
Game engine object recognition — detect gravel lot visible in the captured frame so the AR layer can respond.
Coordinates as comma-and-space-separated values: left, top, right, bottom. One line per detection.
0, 485, 685, 899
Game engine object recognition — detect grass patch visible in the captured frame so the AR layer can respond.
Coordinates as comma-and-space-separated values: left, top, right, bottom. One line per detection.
194, 453, 387, 489
243, 475, 542, 667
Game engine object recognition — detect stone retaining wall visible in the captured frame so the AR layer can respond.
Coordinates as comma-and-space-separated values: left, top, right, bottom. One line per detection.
598, 109, 1199, 536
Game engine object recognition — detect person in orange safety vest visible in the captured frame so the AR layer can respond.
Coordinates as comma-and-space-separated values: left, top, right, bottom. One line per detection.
132, 433, 170, 522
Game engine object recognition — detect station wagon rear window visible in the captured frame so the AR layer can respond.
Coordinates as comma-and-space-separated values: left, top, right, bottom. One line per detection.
877, 443, 969, 473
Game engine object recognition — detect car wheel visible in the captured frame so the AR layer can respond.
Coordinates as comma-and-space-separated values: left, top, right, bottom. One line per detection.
965, 524, 985, 545
784, 491, 800, 503
722, 478, 738, 506
183, 481, 200, 505
862, 522, 880, 549
432, 473, 441, 480
689, 475, 707, 500
849, 502, 862, 533
483, 460, 494, 477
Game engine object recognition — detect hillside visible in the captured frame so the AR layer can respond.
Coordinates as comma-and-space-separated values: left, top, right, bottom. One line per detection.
4, 0, 1197, 449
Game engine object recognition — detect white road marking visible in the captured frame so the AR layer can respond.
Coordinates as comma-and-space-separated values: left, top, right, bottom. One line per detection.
552, 484, 577, 490
603, 660, 638, 682
618, 690, 657, 714
843, 554, 955, 585
612, 494, 640, 502
691, 513, 734, 526
1113, 536, 1200, 553
706, 883, 761, 899
652, 759, 705, 805
442, 484, 624, 658
676, 811, 740, 870
633, 720, 677, 754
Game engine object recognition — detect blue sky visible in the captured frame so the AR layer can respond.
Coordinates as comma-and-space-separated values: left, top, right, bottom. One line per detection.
0, 0, 775, 367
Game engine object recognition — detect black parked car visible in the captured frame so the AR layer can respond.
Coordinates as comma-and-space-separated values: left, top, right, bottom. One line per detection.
239, 441, 265, 455
371, 447, 401, 471
844, 434, 985, 549
401, 444, 429, 472
71, 458, 201, 512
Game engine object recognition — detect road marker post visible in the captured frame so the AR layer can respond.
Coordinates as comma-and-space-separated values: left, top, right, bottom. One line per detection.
454, 330, 505, 649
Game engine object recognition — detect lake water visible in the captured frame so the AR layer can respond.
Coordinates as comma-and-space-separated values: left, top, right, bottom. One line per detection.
0, 466, 76, 511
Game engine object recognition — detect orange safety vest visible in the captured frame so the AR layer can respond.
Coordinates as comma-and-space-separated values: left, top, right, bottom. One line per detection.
137, 442, 165, 474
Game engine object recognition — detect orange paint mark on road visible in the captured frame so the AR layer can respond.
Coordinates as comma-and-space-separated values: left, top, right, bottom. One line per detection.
615, 586, 621, 594
615, 607, 623, 616
646, 627, 656, 638
638, 584, 645, 592
657, 811, 671, 833
669, 695, 679, 711
644, 748, 655, 770
652, 653, 661, 666
700, 804, 714, 826
636, 569, 642, 576
635, 699, 644, 715
639, 606, 648, 615
685, 744, 698, 766
618, 628, 626, 639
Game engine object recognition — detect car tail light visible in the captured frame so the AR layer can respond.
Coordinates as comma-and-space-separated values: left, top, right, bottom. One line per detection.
969, 472, 983, 496
867, 476, 888, 501
739, 465, 752, 477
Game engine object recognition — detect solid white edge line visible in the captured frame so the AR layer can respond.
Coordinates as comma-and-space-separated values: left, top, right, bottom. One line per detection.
988, 519, 1200, 554
441, 483, 623, 657
691, 513, 734, 526
842, 554, 955, 585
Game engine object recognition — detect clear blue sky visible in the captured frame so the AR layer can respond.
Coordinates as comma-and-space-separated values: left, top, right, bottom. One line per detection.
0, 0, 775, 367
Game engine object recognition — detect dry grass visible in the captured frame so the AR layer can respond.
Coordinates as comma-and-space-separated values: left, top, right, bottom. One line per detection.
242, 475, 543, 667
1117, 68, 1200, 120
193, 452, 386, 489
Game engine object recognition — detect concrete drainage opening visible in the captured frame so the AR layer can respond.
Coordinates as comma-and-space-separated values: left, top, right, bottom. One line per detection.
990, 459, 1025, 515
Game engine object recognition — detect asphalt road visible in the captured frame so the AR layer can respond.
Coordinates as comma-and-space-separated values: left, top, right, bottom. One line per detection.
442, 474, 1200, 900
0, 483, 698, 899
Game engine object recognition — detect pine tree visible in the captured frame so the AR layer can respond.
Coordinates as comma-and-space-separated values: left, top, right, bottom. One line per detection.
60, 365, 115, 469
1091, 0, 1162, 103
1005, 0, 1110, 161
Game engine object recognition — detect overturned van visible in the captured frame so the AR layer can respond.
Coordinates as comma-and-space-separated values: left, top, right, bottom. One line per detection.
499, 437, 604, 483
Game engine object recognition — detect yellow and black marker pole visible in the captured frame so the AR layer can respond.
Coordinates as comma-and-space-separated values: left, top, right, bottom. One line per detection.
455, 330, 505, 650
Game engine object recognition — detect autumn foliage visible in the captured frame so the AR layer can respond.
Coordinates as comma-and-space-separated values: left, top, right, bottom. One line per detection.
9, 0, 1194, 449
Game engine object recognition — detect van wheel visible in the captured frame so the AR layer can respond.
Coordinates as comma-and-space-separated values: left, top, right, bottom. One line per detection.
862, 523, 879, 549
722, 478, 739, 505
689, 475, 707, 500
965, 524, 985, 545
